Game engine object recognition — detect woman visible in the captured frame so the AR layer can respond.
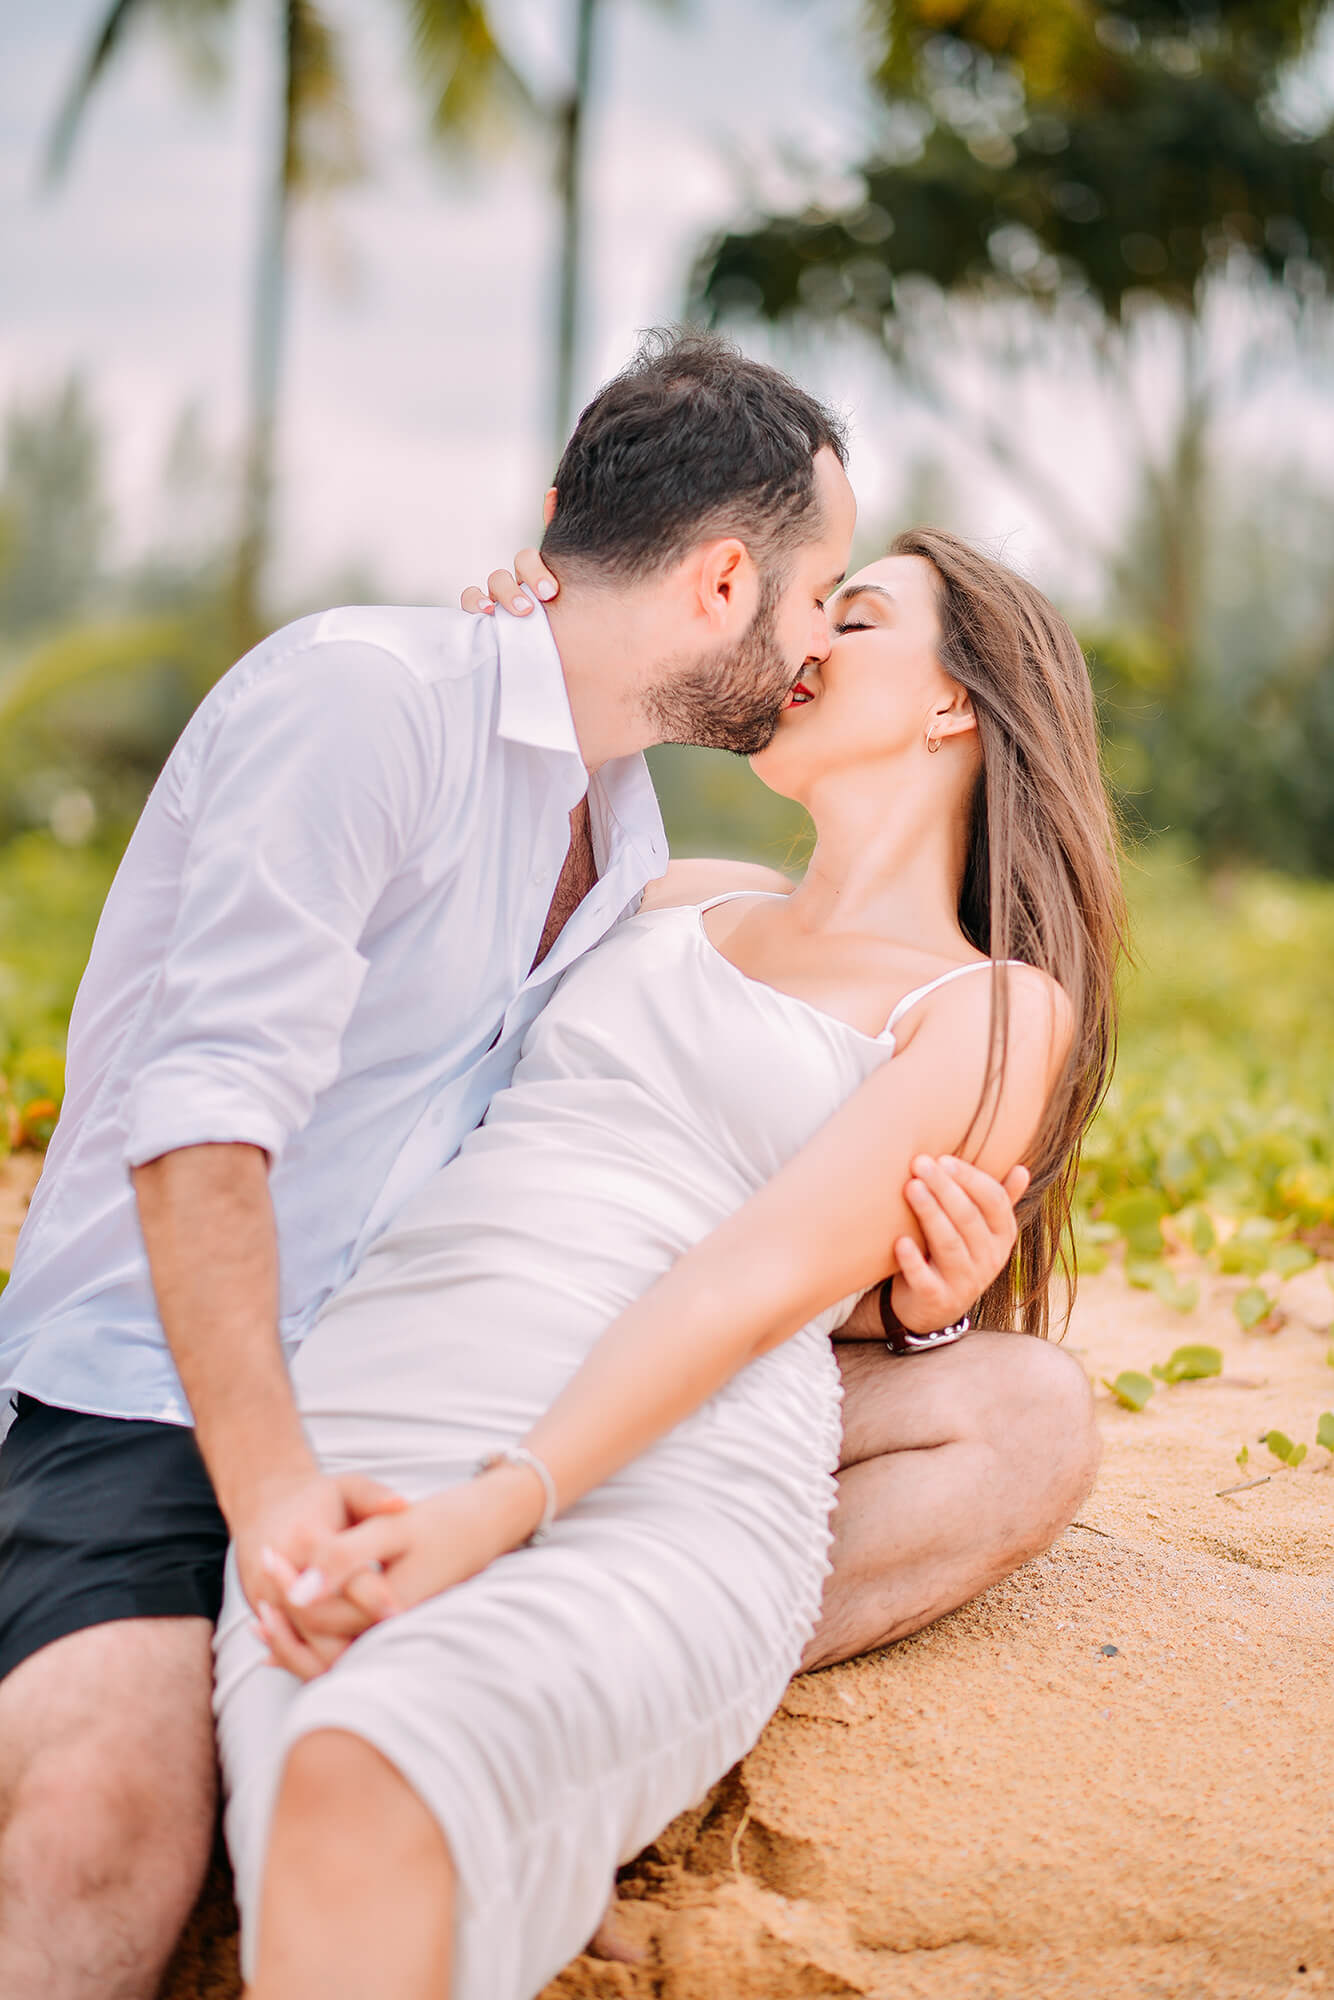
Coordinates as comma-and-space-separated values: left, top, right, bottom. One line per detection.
214, 529, 1124, 2000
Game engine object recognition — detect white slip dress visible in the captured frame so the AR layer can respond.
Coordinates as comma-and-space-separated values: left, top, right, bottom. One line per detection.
213, 895, 1000, 1999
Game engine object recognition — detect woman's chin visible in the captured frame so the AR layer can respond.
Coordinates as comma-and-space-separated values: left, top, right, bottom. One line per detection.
747, 738, 807, 804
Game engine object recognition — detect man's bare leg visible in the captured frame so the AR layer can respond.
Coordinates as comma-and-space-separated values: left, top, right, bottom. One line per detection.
249, 1729, 454, 2000
0, 1618, 217, 2000
804, 1332, 1099, 1671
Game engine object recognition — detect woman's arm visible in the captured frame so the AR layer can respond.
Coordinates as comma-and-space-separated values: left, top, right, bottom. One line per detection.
257, 965, 1071, 1671
517, 963, 1071, 1502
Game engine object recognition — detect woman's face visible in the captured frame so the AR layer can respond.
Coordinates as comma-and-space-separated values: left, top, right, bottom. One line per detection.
749, 553, 971, 802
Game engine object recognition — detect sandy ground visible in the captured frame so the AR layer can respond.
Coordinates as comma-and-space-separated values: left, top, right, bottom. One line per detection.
2, 1157, 1331, 1999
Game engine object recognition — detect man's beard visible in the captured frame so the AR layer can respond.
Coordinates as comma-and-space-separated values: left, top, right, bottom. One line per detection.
642, 574, 798, 757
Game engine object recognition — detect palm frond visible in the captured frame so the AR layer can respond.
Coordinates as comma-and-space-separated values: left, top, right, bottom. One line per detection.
42, 0, 152, 185
0, 616, 190, 732
286, 0, 364, 196
400, 0, 533, 150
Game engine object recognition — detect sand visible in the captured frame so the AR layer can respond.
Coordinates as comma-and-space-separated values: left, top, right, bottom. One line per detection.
2, 1157, 1331, 1998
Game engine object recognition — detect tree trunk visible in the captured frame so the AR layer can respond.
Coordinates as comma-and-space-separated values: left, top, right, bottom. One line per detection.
553, 0, 598, 469
231, 0, 297, 653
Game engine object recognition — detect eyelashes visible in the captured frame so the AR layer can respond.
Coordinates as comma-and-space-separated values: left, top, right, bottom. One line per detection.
833, 620, 872, 635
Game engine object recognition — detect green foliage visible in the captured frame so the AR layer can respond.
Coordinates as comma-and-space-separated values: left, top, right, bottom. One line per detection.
1234, 1285, 1275, 1330
1103, 1369, 1156, 1409
1151, 1343, 1222, 1383
1077, 853, 1334, 1279
1235, 1442, 1249, 1468
1316, 1412, 1334, 1454
0, 830, 120, 1142
696, 1, 1334, 327
1263, 1429, 1307, 1467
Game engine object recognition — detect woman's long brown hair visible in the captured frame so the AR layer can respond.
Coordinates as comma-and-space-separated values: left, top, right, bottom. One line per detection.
890, 528, 1128, 1338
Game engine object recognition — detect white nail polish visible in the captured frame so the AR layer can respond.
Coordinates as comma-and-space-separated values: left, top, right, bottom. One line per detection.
287, 1568, 326, 1608
537, 580, 556, 599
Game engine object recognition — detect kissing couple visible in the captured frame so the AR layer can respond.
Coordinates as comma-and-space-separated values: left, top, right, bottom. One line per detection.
0, 331, 1123, 1999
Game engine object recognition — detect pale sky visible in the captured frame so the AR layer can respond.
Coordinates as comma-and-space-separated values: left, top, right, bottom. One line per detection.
4, 0, 1333, 613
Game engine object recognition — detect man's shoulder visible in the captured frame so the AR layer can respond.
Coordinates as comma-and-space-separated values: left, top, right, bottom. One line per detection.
301, 604, 498, 689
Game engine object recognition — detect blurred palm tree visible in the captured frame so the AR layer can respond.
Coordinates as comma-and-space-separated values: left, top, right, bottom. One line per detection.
43, 0, 528, 649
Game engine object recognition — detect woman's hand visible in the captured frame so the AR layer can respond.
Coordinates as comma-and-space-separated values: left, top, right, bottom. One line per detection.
255, 1464, 547, 1680
460, 549, 559, 617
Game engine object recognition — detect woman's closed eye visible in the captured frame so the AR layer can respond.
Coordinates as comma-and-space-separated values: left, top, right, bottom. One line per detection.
833, 619, 873, 635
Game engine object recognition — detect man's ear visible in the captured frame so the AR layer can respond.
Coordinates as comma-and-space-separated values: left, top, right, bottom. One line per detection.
542, 487, 558, 529
694, 538, 756, 628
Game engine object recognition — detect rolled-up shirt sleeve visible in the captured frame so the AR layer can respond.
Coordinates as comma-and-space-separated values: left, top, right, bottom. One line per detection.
123, 638, 443, 1170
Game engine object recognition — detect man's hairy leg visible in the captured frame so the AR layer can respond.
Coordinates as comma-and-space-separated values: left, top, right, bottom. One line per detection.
804, 1332, 1099, 1672
0, 1618, 217, 2000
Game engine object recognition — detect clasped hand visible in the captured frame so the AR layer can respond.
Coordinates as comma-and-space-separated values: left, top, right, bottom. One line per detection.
248, 1151, 1025, 1679
248, 1473, 538, 1682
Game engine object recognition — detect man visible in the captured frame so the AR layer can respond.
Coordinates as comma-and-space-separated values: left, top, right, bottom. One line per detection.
0, 331, 1096, 1999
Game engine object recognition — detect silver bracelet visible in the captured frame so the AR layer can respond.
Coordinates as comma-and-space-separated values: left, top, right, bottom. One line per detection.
474, 1445, 558, 1545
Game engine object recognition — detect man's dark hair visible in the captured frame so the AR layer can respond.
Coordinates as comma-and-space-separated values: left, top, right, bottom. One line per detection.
541, 328, 849, 584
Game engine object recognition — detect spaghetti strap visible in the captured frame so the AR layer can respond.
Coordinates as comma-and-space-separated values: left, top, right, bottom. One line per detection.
696, 889, 787, 914
883, 959, 1028, 1040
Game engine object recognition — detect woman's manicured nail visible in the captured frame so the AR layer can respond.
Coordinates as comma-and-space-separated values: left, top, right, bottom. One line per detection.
513, 597, 531, 612
478, 598, 494, 613
287, 1568, 326, 1608
260, 1546, 284, 1578
536, 579, 557, 599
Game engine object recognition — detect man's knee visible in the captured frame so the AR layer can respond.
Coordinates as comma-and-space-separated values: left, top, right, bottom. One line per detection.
968, 1333, 1100, 1541
0, 1622, 216, 1914
2, 1741, 206, 1910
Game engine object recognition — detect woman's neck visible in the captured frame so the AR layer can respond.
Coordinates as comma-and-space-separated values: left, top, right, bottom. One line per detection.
785, 762, 974, 957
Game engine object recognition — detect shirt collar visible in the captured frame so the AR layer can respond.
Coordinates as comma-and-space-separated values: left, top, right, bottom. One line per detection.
494, 592, 583, 762
493, 590, 668, 883
593, 750, 667, 882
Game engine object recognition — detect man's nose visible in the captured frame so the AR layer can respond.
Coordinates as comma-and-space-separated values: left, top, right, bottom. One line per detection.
808, 608, 834, 662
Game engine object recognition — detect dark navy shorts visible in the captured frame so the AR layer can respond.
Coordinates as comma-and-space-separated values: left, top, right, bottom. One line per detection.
0, 1395, 229, 1685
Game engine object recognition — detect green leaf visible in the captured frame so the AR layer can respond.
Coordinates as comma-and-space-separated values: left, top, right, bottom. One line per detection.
1235, 1443, 1249, 1468
1316, 1413, 1334, 1455
1263, 1429, 1306, 1467
1150, 1343, 1222, 1383
1189, 1209, 1217, 1257
1103, 1371, 1155, 1412
1234, 1286, 1274, 1330
1270, 1242, 1315, 1280
1126, 1258, 1159, 1291
1150, 1269, 1200, 1314
0, 1269, 8, 1298
1102, 1190, 1169, 1260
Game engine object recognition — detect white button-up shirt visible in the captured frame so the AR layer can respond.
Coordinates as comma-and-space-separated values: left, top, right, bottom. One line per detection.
0, 599, 666, 1427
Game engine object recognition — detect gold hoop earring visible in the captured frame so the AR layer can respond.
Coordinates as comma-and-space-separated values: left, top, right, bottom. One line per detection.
926, 729, 943, 754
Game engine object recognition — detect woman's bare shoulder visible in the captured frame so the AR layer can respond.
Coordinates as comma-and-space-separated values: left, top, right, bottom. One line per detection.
896, 959, 1074, 1086
638, 858, 795, 913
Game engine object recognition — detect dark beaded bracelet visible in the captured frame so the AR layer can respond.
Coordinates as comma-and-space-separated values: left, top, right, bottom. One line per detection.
879, 1283, 972, 1355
